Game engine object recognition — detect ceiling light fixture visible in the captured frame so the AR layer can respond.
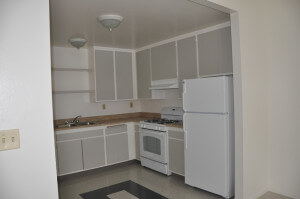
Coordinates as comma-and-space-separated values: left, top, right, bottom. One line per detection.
68, 37, 87, 49
97, 14, 123, 31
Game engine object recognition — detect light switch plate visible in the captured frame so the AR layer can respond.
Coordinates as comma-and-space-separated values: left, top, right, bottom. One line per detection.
0, 129, 20, 151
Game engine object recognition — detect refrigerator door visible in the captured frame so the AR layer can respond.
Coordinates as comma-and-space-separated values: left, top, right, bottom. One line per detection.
184, 112, 230, 198
183, 76, 230, 113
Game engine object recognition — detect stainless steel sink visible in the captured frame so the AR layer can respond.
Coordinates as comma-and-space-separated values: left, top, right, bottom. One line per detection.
56, 121, 98, 128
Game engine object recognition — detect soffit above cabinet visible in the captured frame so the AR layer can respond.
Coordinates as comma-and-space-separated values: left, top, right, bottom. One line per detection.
50, 0, 229, 49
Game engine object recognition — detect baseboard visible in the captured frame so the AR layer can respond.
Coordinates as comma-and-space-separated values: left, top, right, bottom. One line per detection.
249, 189, 268, 199
268, 189, 297, 199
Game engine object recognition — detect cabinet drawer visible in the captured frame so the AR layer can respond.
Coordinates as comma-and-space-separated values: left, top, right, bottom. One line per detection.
106, 124, 127, 135
134, 124, 139, 131
56, 129, 104, 141
168, 130, 184, 140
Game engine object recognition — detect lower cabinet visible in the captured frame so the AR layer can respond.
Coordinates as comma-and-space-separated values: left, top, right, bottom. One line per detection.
168, 129, 185, 176
82, 136, 106, 170
56, 139, 83, 175
106, 133, 129, 164
169, 139, 184, 175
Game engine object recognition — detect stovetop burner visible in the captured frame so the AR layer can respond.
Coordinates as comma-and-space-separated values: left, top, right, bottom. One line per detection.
144, 118, 181, 125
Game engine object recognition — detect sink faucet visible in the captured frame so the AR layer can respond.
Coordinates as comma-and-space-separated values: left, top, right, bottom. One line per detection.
71, 115, 82, 124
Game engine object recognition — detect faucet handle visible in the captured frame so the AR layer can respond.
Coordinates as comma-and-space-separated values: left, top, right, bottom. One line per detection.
64, 121, 69, 125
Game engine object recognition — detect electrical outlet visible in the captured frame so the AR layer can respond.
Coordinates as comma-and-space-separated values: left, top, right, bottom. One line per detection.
102, 104, 106, 110
0, 129, 20, 151
130, 102, 133, 108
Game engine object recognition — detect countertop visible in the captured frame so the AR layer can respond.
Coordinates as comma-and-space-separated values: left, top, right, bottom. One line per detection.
54, 112, 183, 131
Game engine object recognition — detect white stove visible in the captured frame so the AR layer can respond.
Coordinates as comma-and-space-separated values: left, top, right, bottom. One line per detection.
139, 107, 183, 175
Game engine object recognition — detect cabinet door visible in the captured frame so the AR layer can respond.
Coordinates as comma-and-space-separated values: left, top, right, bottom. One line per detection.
82, 136, 106, 170
136, 49, 151, 99
197, 27, 233, 76
115, 51, 134, 100
177, 36, 198, 97
151, 42, 177, 81
94, 50, 115, 101
169, 138, 184, 176
56, 140, 83, 175
106, 133, 129, 164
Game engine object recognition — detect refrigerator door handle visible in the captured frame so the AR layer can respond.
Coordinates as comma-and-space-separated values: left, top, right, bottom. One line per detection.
183, 114, 187, 149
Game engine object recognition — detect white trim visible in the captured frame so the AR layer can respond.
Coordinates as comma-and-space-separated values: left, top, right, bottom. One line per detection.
93, 46, 135, 53
195, 36, 200, 77
113, 51, 117, 100
168, 137, 184, 142
175, 41, 179, 82
132, 52, 138, 99
198, 73, 233, 78
135, 21, 231, 52
51, 68, 90, 72
105, 131, 127, 137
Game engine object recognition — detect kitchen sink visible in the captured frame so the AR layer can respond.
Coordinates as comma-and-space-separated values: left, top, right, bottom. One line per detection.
56, 121, 98, 128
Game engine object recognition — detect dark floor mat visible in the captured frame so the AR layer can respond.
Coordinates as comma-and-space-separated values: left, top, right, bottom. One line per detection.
80, 180, 168, 199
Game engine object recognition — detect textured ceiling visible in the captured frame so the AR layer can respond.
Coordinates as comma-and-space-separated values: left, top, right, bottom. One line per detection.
50, 0, 229, 49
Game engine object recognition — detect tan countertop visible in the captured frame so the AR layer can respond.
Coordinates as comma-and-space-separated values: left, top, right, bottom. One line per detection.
54, 112, 183, 131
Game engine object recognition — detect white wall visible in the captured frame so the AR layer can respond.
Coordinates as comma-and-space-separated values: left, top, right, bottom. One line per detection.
193, 0, 269, 198
0, 1, 59, 199
264, 1, 300, 198
198, 0, 300, 198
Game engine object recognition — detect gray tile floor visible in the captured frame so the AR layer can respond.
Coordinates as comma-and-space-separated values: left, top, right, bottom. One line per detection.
58, 162, 223, 199
258, 192, 294, 199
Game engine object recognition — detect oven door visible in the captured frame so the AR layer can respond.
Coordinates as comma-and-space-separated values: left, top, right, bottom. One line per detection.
140, 128, 168, 164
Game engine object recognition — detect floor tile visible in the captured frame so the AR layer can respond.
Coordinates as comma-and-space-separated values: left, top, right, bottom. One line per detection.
58, 162, 223, 199
107, 190, 139, 199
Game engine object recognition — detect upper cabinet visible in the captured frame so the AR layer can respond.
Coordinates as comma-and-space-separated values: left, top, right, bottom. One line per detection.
89, 23, 233, 101
177, 36, 198, 96
197, 26, 233, 77
136, 49, 152, 99
94, 50, 115, 101
92, 48, 135, 102
151, 42, 177, 81
115, 52, 134, 100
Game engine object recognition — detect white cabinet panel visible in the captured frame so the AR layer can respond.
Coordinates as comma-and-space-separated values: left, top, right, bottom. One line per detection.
106, 133, 129, 164
151, 42, 177, 81
136, 49, 151, 99
82, 136, 106, 170
94, 50, 115, 101
197, 27, 233, 76
169, 138, 184, 176
115, 51, 134, 100
56, 140, 83, 175
135, 131, 140, 160
177, 36, 198, 96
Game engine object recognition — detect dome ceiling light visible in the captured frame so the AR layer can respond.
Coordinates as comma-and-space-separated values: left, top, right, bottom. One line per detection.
68, 37, 87, 49
97, 14, 123, 31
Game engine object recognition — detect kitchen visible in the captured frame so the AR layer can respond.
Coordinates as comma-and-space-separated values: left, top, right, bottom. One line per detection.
51, 0, 234, 198
2, 1, 300, 199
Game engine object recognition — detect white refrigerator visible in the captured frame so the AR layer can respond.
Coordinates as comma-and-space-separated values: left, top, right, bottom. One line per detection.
183, 76, 234, 198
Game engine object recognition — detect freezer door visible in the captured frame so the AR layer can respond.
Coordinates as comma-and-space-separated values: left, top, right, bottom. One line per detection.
184, 113, 231, 198
183, 76, 230, 113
